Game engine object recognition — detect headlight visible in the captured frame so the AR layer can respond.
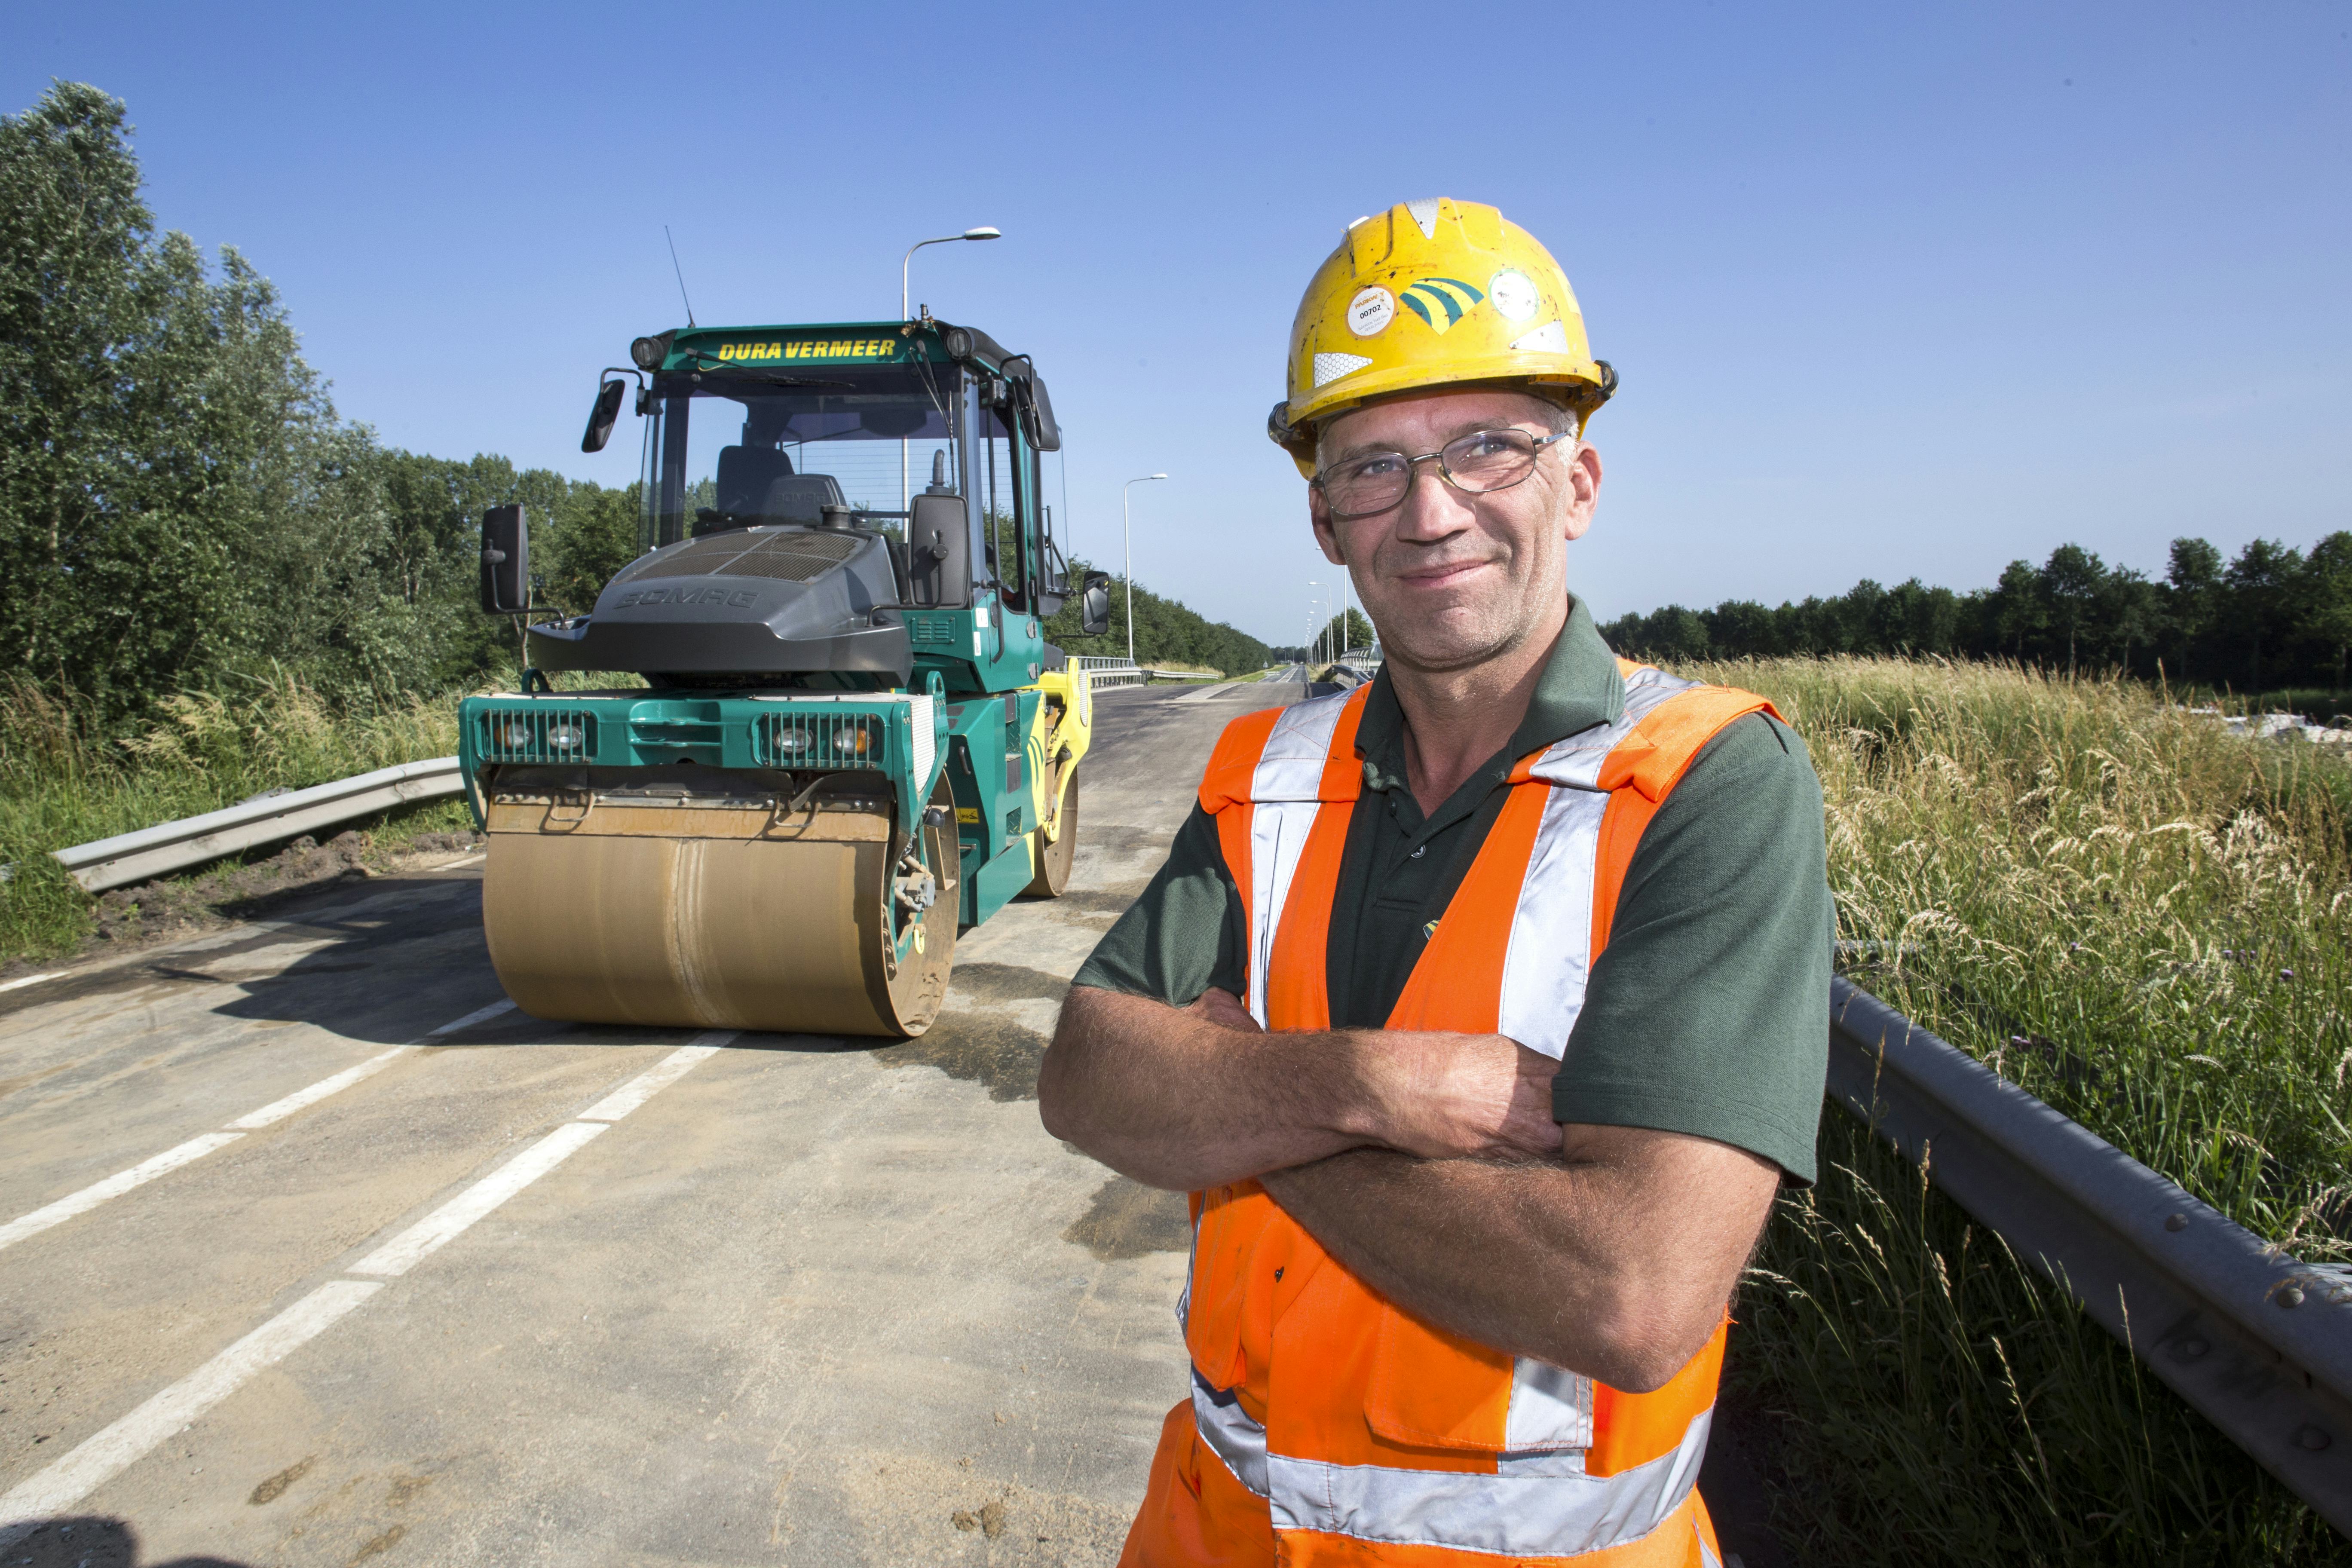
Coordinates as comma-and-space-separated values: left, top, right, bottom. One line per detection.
774, 729, 812, 755
833, 726, 871, 755
545, 723, 583, 751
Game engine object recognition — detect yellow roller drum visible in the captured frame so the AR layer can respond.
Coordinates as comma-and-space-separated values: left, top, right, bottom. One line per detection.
481, 778, 959, 1038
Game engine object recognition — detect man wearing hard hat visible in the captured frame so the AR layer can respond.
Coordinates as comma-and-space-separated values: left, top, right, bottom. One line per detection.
1040, 199, 1831, 1566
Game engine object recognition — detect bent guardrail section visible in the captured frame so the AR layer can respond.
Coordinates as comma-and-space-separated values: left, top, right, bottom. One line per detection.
1828, 978, 2352, 1532
52, 757, 464, 894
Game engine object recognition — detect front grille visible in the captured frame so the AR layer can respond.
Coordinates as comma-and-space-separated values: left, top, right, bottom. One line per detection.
478, 708, 597, 763
614, 528, 862, 587
756, 711, 885, 770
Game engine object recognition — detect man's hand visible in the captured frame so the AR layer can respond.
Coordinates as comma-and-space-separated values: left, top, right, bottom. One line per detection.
1040, 986, 1556, 1190
1182, 984, 1259, 1032
1178, 986, 1557, 1163
1042, 983, 1781, 1388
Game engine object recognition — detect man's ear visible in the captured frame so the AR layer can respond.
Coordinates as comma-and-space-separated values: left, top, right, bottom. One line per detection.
1309, 492, 1349, 566
1560, 443, 1603, 544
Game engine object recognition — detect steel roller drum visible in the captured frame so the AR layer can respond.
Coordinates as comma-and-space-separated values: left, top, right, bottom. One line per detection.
481, 787, 958, 1038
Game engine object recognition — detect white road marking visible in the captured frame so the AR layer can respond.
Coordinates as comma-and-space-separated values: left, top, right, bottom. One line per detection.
0, 1279, 383, 1549
428, 997, 516, 1035
0, 1028, 737, 1536
357, 1032, 733, 1277
1174, 682, 1242, 704
0, 1134, 245, 1253
0, 971, 65, 996
348, 1120, 612, 1278
0, 997, 518, 1254
577, 1035, 731, 1121
228, 1046, 414, 1130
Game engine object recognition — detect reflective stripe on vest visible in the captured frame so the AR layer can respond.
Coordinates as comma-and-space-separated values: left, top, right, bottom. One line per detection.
1194, 1366, 1717, 1558
1174, 662, 1775, 1565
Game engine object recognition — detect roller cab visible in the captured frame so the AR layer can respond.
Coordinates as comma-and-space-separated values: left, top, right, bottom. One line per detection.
458, 318, 1110, 1037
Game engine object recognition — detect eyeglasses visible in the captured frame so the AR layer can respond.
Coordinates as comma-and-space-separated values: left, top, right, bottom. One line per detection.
1311, 428, 1577, 522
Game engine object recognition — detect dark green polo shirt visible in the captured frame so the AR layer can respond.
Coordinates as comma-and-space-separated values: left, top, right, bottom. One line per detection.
1072, 599, 1832, 1182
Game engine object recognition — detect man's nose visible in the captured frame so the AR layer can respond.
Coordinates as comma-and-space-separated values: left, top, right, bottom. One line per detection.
1390, 457, 1473, 540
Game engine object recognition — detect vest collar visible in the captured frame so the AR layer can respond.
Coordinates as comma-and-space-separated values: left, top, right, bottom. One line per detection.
1354, 596, 1625, 795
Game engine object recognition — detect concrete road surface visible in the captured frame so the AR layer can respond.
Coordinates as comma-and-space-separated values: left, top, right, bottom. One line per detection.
0, 681, 1298, 1567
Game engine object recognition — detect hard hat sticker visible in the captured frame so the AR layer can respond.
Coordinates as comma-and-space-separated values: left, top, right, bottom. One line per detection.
1399, 277, 1485, 334
1346, 287, 1396, 337
1488, 270, 1540, 323
1312, 351, 1375, 389
1509, 320, 1571, 355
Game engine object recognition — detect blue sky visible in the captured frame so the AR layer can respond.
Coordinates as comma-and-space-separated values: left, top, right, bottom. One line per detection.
6, 2, 2346, 646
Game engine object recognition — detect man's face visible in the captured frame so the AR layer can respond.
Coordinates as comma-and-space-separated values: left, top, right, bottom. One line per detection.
1310, 388, 1602, 675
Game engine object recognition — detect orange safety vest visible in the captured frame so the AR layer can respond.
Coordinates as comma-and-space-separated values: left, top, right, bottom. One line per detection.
1121, 662, 1776, 1568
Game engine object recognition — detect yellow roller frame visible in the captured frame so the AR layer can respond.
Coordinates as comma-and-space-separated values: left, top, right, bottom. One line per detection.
1022, 668, 1093, 898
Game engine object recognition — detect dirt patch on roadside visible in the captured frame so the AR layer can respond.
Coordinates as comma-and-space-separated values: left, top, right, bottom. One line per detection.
884, 1011, 1050, 1102
0, 830, 484, 986
1063, 1176, 1190, 1259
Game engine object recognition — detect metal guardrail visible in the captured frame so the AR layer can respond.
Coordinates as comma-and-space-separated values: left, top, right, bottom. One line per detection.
1828, 978, 2352, 1531
1069, 656, 1144, 691
52, 757, 465, 894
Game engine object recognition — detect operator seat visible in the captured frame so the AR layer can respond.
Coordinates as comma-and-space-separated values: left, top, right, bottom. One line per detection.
758, 474, 849, 525
710, 444, 795, 529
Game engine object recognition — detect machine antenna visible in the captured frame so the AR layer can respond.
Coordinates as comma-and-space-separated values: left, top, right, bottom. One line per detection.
665, 226, 698, 328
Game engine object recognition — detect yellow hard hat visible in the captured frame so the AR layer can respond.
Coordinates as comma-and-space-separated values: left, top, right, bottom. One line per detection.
1270, 198, 1615, 478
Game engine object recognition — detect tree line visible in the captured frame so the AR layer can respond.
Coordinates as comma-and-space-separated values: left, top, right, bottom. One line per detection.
1044, 561, 1271, 675
2, 83, 1263, 729
1600, 534, 2352, 693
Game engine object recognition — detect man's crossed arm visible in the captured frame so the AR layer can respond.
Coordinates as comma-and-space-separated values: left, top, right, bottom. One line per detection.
1038, 985, 1779, 1393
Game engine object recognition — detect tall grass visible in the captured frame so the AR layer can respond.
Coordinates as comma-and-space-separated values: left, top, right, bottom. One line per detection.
0, 672, 463, 961
1682, 656, 2352, 1564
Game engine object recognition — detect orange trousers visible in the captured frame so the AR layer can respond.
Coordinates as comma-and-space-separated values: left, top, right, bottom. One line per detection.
1119, 1401, 1722, 1568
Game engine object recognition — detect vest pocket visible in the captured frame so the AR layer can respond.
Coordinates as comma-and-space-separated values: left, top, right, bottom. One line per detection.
1362, 1303, 1517, 1452
1184, 1183, 1326, 1395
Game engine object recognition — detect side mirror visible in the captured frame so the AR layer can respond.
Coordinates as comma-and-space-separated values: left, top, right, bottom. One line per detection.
906, 492, 971, 609
581, 377, 628, 453
1080, 570, 1112, 637
481, 504, 529, 613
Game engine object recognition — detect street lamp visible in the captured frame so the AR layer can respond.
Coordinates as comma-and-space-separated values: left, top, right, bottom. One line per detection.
1307, 581, 1325, 665
899, 226, 1001, 509
1123, 474, 1169, 667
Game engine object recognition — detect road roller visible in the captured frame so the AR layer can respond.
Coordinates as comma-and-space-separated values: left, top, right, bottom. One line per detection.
456, 315, 1112, 1037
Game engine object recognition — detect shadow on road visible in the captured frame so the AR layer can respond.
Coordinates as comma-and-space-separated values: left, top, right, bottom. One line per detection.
0, 877, 488, 1047
6, 1516, 251, 1568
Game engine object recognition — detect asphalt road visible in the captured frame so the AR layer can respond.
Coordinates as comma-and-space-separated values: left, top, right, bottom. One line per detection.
0, 680, 1298, 1568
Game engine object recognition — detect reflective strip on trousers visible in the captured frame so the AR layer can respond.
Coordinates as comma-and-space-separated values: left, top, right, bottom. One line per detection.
1192, 1374, 1710, 1558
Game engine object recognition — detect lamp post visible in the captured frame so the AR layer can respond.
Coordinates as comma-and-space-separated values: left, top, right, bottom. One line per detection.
1123, 474, 1169, 667
1307, 581, 1325, 665
899, 227, 1001, 510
